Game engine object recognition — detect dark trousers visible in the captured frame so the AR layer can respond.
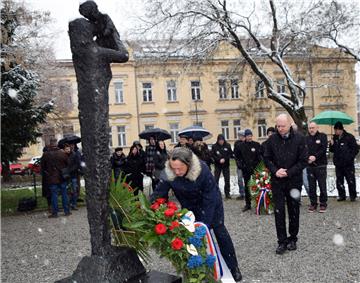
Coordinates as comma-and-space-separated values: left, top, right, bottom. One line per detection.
335, 165, 357, 200
307, 166, 328, 206
272, 183, 301, 245
243, 172, 251, 207
214, 166, 230, 196
212, 224, 238, 270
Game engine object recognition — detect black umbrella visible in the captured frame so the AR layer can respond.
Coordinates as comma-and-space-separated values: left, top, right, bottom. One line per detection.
139, 128, 171, 141
58, 135, 81, 148
178, 125, 212, 140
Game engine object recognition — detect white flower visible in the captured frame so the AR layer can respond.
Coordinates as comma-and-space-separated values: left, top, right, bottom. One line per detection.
186, 244, 198, 255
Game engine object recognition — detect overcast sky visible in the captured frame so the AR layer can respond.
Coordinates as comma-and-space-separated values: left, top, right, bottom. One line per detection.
29, 0, 145, 59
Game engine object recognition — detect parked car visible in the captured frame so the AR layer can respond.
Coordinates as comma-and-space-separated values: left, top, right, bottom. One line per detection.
27, 156, 41, 174
8, 162, 26, 175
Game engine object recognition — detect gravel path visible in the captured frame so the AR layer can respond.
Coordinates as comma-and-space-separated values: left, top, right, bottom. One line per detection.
1, 197, 360, 283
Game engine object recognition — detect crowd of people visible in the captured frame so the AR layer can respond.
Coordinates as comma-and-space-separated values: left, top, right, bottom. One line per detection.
39, 113, 358, 282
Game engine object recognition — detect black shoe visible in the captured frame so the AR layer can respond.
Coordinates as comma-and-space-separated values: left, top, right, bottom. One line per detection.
236, 196, 245, 200
276, 244, 287, 255
337, 197, 346, 202
77, 198, 84, 203
225, 195, 232, 199
230, 267, 242, 282
48, 214, 58, 218
242, 205, 251, 212
71, 207, 79, 211
350, 198, 356, 202
287, 241, 297, 251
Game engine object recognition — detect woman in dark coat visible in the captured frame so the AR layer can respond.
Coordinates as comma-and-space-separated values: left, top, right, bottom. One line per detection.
151, 147, 242, 282
124, 145, 146, 195
153, 140, 169, 189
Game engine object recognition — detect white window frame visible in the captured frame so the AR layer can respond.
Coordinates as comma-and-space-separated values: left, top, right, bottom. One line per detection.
218, 79, 227, 99
255, 81, 265, 98
117, 126, 126, 146
142, 82, 153, 102
257, 119, 267, 138
231, 79, 239, 99
191, 81, 201, 100
169, 123, 179, 144
277, 79, 286, 93
167, 80, 177, 101
221, 120, 230, 140
114, 81, 124, 103
233, 119, 241, 139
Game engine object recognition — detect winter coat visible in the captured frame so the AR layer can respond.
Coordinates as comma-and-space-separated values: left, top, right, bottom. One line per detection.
151, 154, 224, 228
41, 147, 69, 185
305, 131, 328, 167
153, 149, 169, 179
67, 150, 82, 178
263, 128, 308, 186
211, 141, 233, 168
110, 152, 126, 177
124, 152, 146, 191
192, 142, 213, 167
329, 130, 359, 167
145, 144, 157, 175
234, 140, 262, 175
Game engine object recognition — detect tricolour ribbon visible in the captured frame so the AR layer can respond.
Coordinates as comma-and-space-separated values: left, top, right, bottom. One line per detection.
256, 188, 271, 215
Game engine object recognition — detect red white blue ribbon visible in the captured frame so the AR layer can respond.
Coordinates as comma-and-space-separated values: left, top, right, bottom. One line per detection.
256, 188, 270, 215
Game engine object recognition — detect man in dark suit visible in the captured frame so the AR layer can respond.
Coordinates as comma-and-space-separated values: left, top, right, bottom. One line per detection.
263, 114, 308, 254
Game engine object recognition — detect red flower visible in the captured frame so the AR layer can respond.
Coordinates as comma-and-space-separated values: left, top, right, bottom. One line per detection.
150, 202, 160, 211
156, 198, 167, 204
171, 238, 184, 250
169, 221, 180, 231
154, 223, 167, 235
167, 201, 178, 210
164, 208, 175, 217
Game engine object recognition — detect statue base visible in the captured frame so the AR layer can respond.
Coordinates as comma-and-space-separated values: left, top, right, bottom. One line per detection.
128, 270, 182, 283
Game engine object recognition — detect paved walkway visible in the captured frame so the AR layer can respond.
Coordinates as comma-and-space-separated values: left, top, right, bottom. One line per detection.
1, 197, 360, 282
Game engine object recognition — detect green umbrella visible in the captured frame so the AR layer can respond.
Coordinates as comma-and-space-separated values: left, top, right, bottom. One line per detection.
311, 110, 354, 125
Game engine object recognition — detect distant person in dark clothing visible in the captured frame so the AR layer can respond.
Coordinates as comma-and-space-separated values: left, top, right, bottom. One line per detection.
260, 127, 276, 157
153, 140, 169, 188
110, 147, 126, 182
234, 130, 246, 200
145, 136, 157, 191
236, 129, 262, 211
151, 147, 243, 282
329, 121, 359, 201
264, 114, 308, 255
174, 134, 192, 149
41, 138, 70, 218
212, 134, 233, 199
41, 145, 51, 212
192, 138, 213, 170
306, 122, 328, 213
64, 144, 82, 210
124, 145, 146, 195
133, 140, 146, 163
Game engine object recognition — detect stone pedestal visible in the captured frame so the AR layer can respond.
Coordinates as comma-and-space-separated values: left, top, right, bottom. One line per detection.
128, 270, 182, 283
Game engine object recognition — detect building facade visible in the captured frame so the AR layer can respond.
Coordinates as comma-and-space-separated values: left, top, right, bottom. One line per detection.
20, 42, 358, 161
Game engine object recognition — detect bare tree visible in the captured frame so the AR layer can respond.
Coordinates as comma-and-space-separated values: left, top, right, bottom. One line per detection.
137, 0, 358, 130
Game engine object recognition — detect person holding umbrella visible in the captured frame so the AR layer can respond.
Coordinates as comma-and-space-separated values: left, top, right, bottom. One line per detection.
329, 121, 359, 201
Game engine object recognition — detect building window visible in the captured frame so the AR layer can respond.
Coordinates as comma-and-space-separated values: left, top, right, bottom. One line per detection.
167, 80, 177, 101
109, 127, 113, 147
257, 119, 267, 138
231, 79, 239, 99
191, 81, 201, 100
299, 79, 306, 97
221, 120, 229, 140
142, 82, 153, 102
233, 119, 241, 139
169, 123, 179, 143
277, 79, 286, 93
144, 124, 154, 130
114, 82, 124, 103
193, 121, 203, 127
218, 79, 227, 99
255, 81, 265, 98
117, 126, 126, 146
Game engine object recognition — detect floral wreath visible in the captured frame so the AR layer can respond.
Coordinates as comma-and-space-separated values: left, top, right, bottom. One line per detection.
248, 161, 273, 215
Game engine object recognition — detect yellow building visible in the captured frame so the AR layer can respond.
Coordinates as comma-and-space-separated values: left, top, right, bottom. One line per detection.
20, 42, 358, 161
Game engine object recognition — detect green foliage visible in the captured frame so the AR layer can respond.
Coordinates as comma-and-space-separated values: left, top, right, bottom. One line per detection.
108, 173, 150, 262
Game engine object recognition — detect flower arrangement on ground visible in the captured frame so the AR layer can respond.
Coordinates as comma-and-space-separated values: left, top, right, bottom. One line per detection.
248, 161, 273, 215
126, 193, 220, 283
